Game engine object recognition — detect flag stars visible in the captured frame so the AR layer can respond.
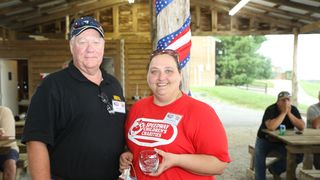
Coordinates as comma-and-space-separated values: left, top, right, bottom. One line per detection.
155, 0, 173, 16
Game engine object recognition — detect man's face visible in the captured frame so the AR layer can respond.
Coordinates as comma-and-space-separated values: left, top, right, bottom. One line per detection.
277, 97, 291, 107
70, 29, 105, 73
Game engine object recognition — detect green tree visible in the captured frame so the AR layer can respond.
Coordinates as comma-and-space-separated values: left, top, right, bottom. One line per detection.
216, 36, 272, 85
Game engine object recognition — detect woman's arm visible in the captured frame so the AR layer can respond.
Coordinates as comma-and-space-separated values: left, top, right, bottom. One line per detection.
150, 148, 228, 176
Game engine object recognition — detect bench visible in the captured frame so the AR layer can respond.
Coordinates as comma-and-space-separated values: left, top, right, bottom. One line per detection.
299, 169, 320, 180
246, 144, 281, 180
15, 153, 28, 180
0, 153, 28, 180
15, 140, 28, 179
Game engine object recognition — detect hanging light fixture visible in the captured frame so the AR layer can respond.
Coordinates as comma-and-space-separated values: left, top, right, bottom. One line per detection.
229, 0, 250, 16
128, 0, 135, 4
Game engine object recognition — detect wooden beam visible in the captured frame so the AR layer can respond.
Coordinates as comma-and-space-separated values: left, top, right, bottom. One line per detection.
112, 6, 120, 38
192, 29, 291, 36
265, 0, 320, 14
0, 0, 88, 24
230, 16, 236, 31
195, 5, 201, 31
291, 28, 299, 106
300, 21, 320, 33
191, 0, 302, 28
132, 4, 138, 32
9, 0, 128, 30
211, 9, 217, 31
247, 1, 318, 22
0, 0, 44, 14
65, 15, 70, 40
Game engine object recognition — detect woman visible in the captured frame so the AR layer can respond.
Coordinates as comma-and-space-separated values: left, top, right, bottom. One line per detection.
120, 49, 230, 180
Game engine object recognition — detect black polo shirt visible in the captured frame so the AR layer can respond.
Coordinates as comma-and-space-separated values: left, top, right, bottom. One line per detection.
22, 63, 126, 180
257, 103, 302, 139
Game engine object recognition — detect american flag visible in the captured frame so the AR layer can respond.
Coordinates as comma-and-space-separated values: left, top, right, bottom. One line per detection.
155, 0, 192, 68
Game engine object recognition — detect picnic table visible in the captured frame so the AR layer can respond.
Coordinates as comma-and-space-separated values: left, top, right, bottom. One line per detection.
263, 128, 320, 180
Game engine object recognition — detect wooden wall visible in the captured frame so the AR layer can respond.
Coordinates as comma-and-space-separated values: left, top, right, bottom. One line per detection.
124, 39, 152, 100
0, 40, 124, 99
0, 1, 154, 102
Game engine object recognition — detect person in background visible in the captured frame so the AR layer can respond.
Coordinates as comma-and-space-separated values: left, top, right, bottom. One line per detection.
306, 90, 320, 169
254, 91, 305, 180
0, 106, 19, 180
22, 16, 126, 180
61, 60, 71, 69
119, 49, 230, 180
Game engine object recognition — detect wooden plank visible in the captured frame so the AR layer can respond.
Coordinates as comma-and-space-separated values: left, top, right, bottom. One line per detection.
300, 169, 320, 180
300, 21, 320, 34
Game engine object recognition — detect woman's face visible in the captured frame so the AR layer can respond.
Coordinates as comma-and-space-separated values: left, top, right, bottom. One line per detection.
147, 54, 182, 100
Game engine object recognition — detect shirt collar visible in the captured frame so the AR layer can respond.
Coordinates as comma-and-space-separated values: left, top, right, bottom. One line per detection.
67, 61, 111, 85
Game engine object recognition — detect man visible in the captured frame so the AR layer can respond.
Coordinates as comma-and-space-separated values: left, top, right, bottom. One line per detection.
306, 90, 320, 169
254, 91, 305, 180
0, 106, 19, 180
22, 16, 126, 180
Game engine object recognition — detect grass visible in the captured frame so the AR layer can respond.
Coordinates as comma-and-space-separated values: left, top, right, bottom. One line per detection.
191, 85, 308, 113
191, 86, 275, 110
300, 80, 320, 98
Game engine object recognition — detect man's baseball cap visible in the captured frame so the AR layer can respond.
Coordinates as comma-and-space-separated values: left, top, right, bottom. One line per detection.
277, 91, 291, 100
70, 16, 104, 39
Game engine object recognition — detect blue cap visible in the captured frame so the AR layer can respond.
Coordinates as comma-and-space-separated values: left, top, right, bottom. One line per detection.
70, 16, 104, 39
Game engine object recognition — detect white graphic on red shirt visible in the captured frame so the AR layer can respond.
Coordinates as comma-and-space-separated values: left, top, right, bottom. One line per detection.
128, 118, 178, 147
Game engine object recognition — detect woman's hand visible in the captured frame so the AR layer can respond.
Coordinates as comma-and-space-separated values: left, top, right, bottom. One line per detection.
148, 148, 228, 176
119, 151, 133, 173
148, 148, 178, 176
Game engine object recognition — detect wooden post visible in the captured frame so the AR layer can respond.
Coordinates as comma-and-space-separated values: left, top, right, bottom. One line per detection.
65, 15, 70, 40
154, 0, 191, 94
292, 28, 299, 106
112, 6, 120, 39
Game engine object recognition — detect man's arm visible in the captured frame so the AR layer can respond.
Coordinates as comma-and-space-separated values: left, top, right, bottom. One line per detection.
287, 111, 305, 130
27, 141, 51, 180
311, 116, 320, 129
265, 112, 286, 130
265, 103, 287, 130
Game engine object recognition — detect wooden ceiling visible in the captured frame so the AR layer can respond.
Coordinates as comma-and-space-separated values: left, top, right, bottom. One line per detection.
0, 0, 320, 39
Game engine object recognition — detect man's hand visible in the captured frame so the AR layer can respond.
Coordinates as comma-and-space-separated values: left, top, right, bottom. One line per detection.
278, 103, 287, 114
119, 151, 133, 173
285, 103, 291, 114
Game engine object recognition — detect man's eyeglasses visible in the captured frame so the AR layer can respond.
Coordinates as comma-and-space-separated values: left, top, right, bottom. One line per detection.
149, 49, 181, 70
98, 92, 114, 114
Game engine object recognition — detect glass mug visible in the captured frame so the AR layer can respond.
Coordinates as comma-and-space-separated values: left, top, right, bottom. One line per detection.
139, 149, 159, 174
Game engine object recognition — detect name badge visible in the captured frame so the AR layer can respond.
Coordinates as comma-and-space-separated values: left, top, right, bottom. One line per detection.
163, 113, 183, 126
112, 100, 126, 113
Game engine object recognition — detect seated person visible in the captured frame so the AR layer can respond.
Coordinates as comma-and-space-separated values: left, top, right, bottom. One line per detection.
306, 90, 320, 169
0, 106, 19, 180
254, 91, 305, 180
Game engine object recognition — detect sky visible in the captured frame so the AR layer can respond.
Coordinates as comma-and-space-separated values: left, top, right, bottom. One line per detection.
258, 34, 320, 80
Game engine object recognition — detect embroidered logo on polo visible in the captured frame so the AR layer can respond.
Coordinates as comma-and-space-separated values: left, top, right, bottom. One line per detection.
128, 113, 182, 147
